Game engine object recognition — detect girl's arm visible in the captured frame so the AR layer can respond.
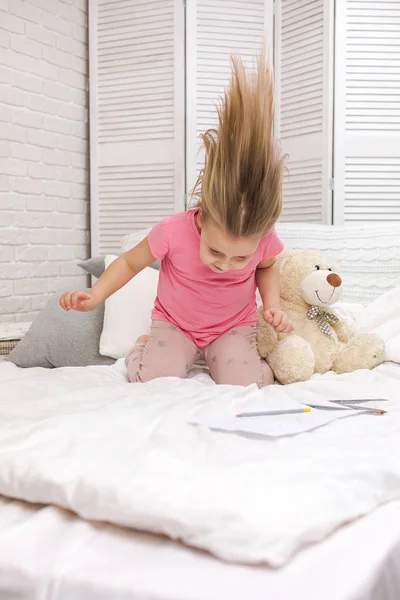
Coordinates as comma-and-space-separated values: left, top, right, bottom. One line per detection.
256, 258, 293, 334
256, 257, 281, 310
60, 237, 156, 312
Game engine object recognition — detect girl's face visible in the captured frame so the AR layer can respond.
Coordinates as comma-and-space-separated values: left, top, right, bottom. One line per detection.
197, 212, 261, 273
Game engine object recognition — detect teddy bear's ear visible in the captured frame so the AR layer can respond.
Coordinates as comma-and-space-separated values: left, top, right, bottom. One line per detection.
277, 248, 296, 273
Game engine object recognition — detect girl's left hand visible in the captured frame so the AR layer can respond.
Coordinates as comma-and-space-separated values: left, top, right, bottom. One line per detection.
263, 308, 294, 334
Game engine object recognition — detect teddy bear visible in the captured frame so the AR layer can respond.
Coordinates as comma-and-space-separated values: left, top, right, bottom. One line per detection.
257, 249, 385, 385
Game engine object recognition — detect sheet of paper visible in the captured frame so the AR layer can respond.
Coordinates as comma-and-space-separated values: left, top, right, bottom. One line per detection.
0, 322, 31, 341
191, 400, 365, 438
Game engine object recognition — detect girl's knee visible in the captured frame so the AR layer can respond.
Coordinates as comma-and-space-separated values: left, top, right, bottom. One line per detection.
138, 366, 187, 383
212, 365, 258, 387
126, 360, 163, 384
125, 336, 189, 383
135, 359, 190, 383
211, 359, 274, 388
212, 373, 253, 387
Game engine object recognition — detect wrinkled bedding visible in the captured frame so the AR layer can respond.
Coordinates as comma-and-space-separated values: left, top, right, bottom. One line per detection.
0, 288, 399, 566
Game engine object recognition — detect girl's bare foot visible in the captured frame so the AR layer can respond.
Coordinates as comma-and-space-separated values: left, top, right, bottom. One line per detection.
136, 335, 149, 344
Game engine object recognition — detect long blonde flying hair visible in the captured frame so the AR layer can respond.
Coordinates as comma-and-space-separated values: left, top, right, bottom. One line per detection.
191, 52, 286, 238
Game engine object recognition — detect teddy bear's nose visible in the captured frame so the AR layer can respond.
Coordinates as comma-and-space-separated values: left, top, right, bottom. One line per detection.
327, 273, 342, 288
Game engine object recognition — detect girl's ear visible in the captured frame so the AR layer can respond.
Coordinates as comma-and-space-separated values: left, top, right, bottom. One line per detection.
197, 208, 203, 229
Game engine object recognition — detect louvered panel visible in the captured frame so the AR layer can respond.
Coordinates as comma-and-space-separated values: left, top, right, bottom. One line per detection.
89, 0, 184, 255
344, 158, 400, 222
98, 164, 175, 253
280, 159, 323, 223
97, 0, 174, 144
275, 0, 332, 224
279, 0, 324, 139
345, 1, 400, 132
186, 0, 270, 191
334, 0, 400, 223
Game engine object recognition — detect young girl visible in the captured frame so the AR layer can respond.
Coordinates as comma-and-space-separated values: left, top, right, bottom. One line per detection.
60, 54, 293, 388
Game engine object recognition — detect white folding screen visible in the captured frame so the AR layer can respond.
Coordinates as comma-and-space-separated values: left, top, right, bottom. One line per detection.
274, 0, 334, 223
89, 0, 185, 255
88, 0, 399, 242
186, 0, 273, 199
334, 0, 400, 224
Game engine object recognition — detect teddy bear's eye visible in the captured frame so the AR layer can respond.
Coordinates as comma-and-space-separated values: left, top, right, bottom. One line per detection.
328, 268, 332, 272
314, 265, 320, 270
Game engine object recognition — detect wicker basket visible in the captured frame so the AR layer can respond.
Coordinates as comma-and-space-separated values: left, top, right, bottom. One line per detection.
0, 340, 19, 356
0, 322, 31, 357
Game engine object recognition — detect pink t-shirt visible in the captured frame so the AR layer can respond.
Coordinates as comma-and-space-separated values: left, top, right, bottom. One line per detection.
147, 210, 284, 347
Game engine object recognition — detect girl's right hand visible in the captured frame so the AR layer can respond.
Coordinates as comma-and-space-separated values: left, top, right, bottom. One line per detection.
59, 290, 100, 312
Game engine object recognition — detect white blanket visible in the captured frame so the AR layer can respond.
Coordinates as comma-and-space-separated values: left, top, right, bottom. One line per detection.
0, 288, 400, 567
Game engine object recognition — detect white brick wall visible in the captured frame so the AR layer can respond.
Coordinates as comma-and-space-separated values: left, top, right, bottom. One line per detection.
0, 0, 89, 323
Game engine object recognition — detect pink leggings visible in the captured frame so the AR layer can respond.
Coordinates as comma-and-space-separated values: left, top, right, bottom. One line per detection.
125, 320, 273, 388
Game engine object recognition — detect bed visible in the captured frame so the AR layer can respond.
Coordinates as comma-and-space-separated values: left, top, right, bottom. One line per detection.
1, 223, 400, 598
1, 341, 400, 599
1, 496, 400, 600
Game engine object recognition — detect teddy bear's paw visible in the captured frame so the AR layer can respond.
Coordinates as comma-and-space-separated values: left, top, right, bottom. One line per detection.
333, 333, 385, 374
268, 335, 315, 385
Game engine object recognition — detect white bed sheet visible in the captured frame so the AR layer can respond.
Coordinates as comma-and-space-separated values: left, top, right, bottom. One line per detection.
1, 358, 400, 567
0, 495, 400, 600
1, 288, 400, 595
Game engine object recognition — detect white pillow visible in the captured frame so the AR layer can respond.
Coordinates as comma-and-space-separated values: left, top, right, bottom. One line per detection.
99, 255, 159, 359
120, 228, 152, 253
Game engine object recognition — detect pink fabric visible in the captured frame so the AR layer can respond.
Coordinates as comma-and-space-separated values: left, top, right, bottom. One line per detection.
147, 210, 284, 347
125, 321, 274, 388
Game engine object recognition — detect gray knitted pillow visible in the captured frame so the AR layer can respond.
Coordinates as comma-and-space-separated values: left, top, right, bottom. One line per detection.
8, 291, 115, 368
78, 256, 105, 279
78, 256, 160, 278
